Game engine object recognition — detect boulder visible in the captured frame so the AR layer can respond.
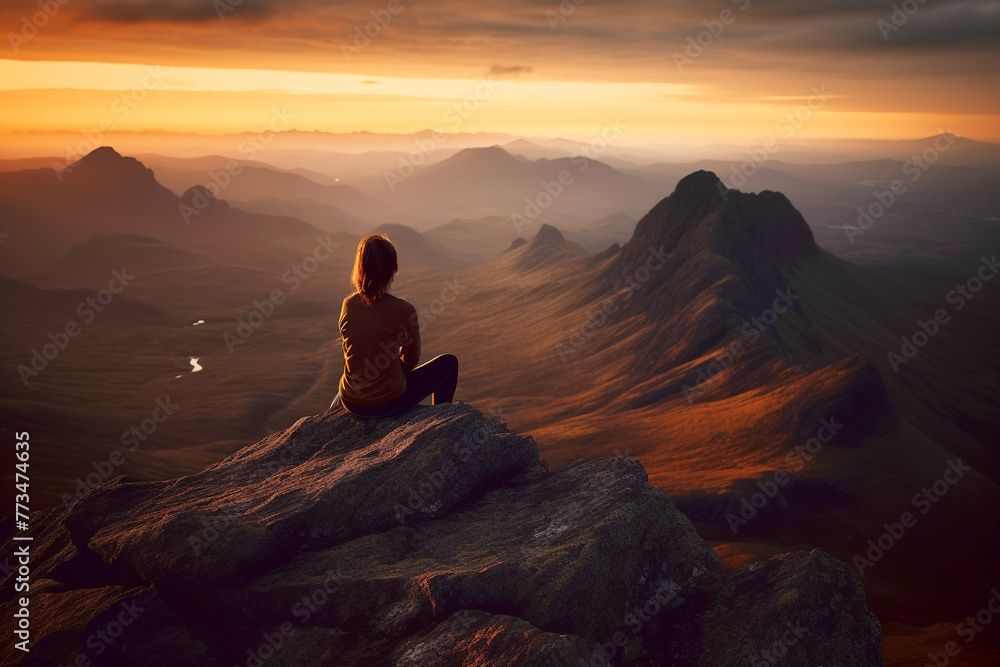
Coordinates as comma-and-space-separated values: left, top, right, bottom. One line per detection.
0, 403, 884, 666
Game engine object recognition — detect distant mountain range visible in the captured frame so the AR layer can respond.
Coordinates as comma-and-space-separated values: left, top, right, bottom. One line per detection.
5, 129, 999, 166
1, 146, 997, 662
0, 147, 329, 278
355, 144, 665, 224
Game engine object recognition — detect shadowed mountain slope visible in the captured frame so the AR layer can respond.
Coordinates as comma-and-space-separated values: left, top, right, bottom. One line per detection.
0, 147, 327, 278
400, 171, 1000, 634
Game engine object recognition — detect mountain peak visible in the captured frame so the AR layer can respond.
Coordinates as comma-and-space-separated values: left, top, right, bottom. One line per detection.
81, 145, 123, 162
61, 146, 159, 188
440, 144, 519, 167
625, 170, 815, 273
503, 236, 528, 253
182, 184, 217, 201
504, 223, 589, 272
526, 223, 587, 255
675, 169, 725, 197
180, 184, 229, 213
531, 222, 566, 246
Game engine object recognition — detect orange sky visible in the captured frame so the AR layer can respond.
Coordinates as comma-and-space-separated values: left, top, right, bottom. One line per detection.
1, 0, 998, 143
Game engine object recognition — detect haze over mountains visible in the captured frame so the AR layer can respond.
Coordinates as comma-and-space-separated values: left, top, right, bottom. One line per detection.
2, 138, 999, 665
6, 130, 996, 270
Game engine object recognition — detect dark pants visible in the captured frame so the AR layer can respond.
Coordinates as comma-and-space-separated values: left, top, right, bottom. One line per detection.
332, 354, 459, 418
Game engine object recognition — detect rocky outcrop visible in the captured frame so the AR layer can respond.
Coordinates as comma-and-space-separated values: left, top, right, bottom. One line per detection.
515, 224, 588, 270
504, 236, 529, 253
0, 403, 884, 665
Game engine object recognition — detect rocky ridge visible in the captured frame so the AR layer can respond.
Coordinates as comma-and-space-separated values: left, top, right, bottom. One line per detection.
1, 403, 884, 665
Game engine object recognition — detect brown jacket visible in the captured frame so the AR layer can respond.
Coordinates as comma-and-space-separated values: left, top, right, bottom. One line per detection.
338, 292, 420, 406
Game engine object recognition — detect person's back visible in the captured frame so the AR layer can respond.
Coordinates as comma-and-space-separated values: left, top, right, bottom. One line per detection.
338, 291, 419, 406
332, 233, 458, 417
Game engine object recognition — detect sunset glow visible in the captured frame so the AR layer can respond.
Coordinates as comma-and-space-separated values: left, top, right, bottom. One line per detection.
1, 0, 998, 143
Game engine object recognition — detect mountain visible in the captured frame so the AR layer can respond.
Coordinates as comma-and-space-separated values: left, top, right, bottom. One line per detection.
620, 156, 1000, 267
422, 211, 637, 266
355, 145, 664, 225
134, 153, 336, 186
424, 215, 533, 264
0, 156, 63, 172
513, 223, 588, 271
503, 139, 572, 161
145, 160, 386, 226
796, 134, 1000, 167
0, 403, 884, 666
370, 223, 463, 269
0, 147, 329, 278
241, 147, 463, 183
2, 148, 996, 663
0, 270, 172, 327
395, 170, 1000, 650
230, 196, 371, 235
0, 129, 522, 162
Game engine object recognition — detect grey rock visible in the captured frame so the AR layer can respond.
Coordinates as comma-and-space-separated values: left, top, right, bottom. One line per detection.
0, 403, 884, 666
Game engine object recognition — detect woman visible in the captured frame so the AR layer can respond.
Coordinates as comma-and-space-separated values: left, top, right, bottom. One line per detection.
332, 234, 459, 417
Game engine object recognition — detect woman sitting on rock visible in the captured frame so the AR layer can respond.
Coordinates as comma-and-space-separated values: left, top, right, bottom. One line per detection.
332, 233, 459, 417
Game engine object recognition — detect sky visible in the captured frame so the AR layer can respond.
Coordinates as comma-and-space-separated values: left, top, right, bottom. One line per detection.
1, 0, 998, 143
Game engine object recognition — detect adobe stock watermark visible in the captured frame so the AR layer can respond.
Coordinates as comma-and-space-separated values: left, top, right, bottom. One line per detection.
384, 77, 500, 191
673, 0, 750, 72
886, 253, 997, 373
843, 131, 956, 244
546, 0, 586, 30
587, 577, 686, 664
6, 0, 69, 53
747, 620, 810, 666
223, 235, 340, 352
393, 406, 506, 525
852, 458, 972, 577
355, 278, 465, 384
188, 438, 313, 558
17, 268, 135, 386
877, 0, 929, 41
412, 278, 467, 332
188, 503, 250, 558
233, 568, 347, 667
510, 116, 627, 236
59, 397, 179, 504
341, 0, 414, 62
53, 599, 145, 666
51, 67, 168, 181
398, 610, 478, 663
550, 566, 710, 667
717, 85, 829, 198
180, 107, 295, 224
555, 244, 669, 363
726, 416, 843, 535
925, 587, 1000, 666
214, 0, 258, 20
683, 287, 798, 403
520, 500, 585, 560
530, 583, 685, 667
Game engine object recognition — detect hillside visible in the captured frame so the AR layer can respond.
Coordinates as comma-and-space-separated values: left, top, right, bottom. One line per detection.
355, 145, 664, 224
395, 171, 1000, 654
0, 147, 329, 278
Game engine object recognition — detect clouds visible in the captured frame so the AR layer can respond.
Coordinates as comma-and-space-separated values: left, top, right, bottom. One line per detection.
9, 0, 999, 55
1, 0, 997, 128
487, 63, 534, 78
80, 0, 278, 23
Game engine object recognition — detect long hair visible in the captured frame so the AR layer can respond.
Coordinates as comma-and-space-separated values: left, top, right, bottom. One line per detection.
351, 234, 398, 305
